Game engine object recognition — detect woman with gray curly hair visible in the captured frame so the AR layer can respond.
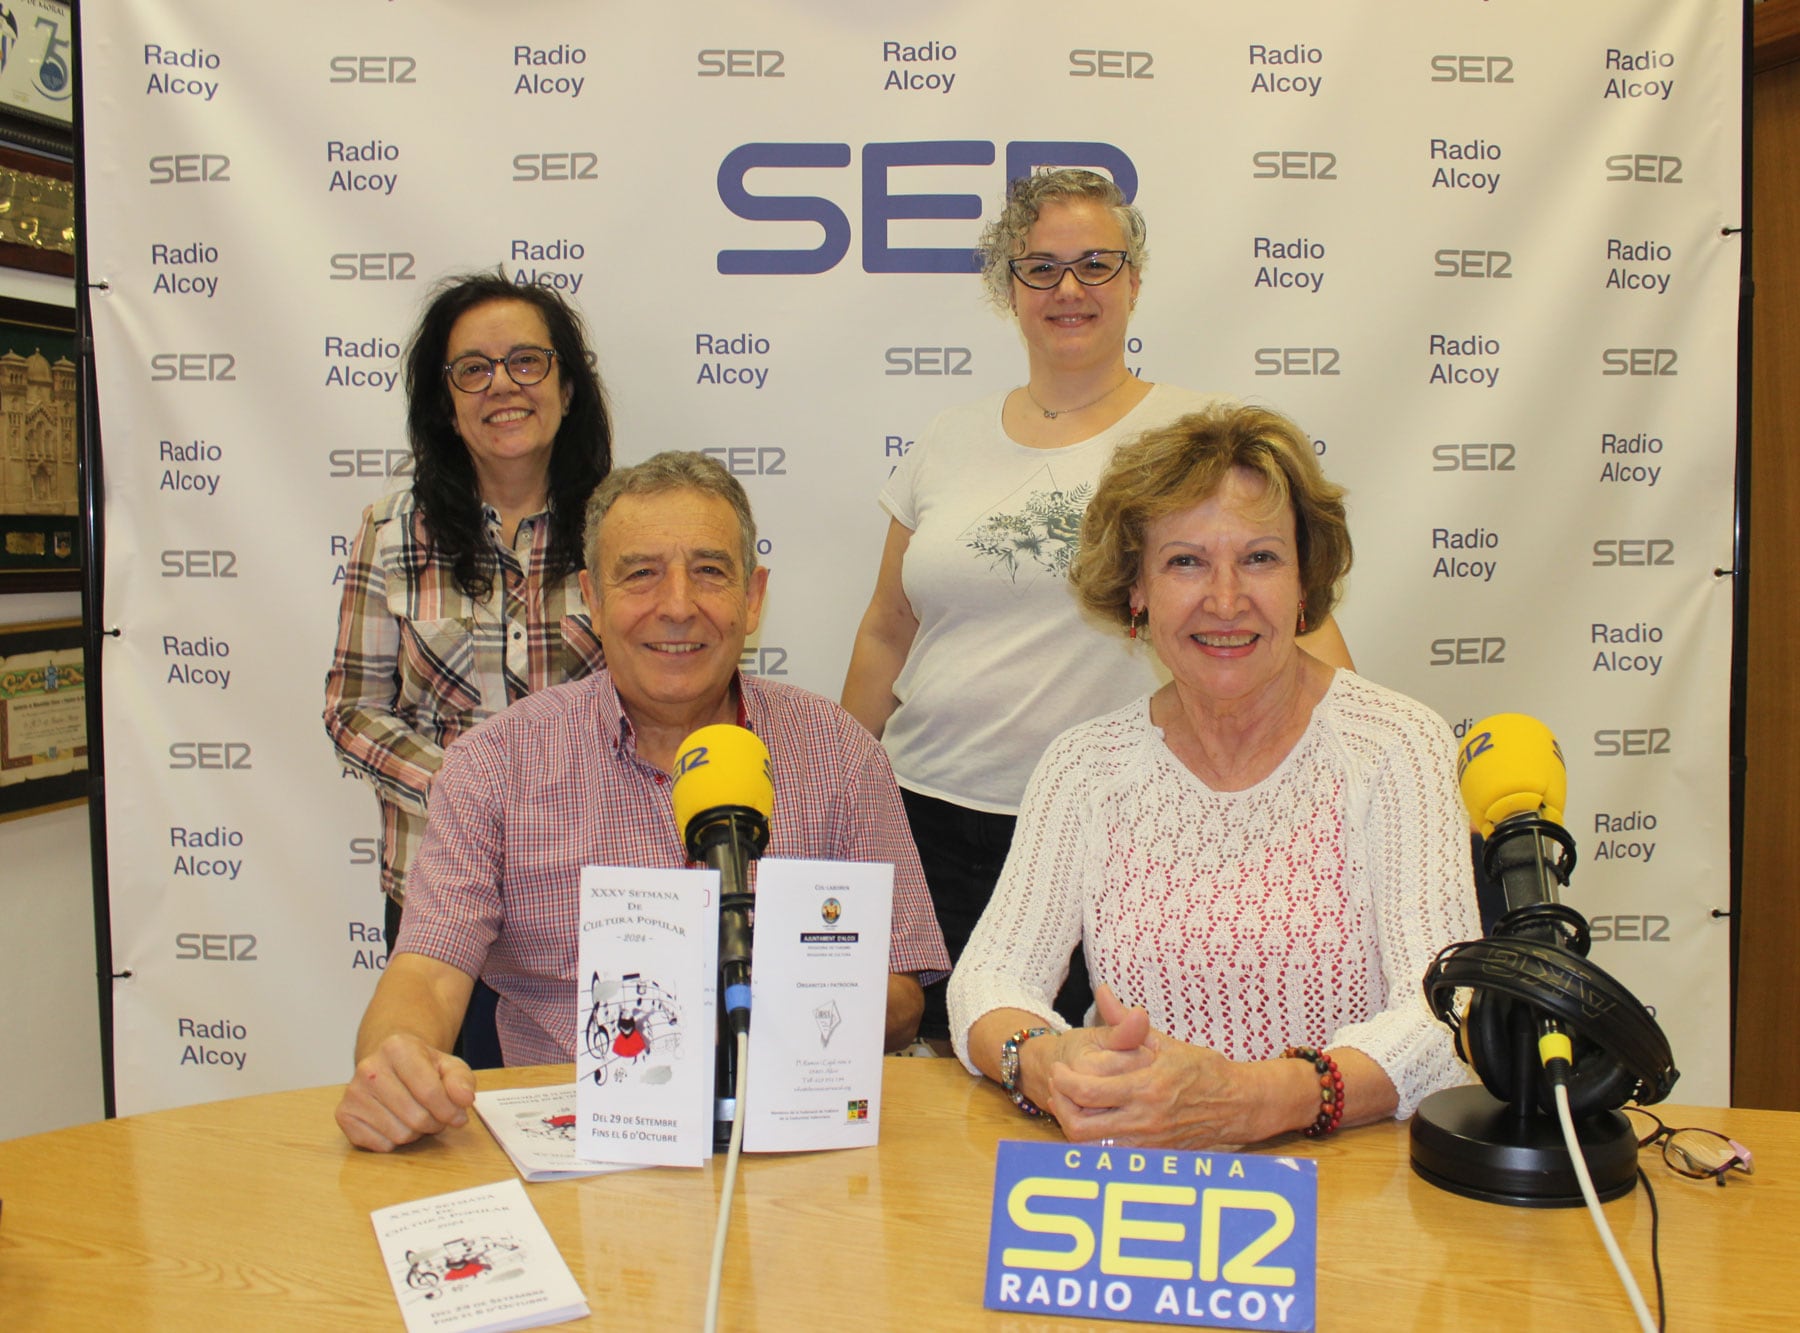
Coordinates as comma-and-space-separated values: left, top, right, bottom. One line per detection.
946, 403, 1476, 1150
843, 169, 1352, 1041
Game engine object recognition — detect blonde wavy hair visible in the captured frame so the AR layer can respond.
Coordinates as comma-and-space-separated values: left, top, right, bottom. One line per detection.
1070, 404, 1351, 627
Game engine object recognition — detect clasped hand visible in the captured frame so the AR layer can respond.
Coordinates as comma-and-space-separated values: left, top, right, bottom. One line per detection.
1038, 985, 1256, 1151
334, 1032, 478, 1152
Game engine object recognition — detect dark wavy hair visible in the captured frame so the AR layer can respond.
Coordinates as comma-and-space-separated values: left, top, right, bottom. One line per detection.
402, 271, 613, 600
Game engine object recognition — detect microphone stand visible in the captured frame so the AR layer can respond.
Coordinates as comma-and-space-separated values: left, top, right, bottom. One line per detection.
1411, 819, 1639, 1207
685, 807, 766, 1148
1410, 980, 1639, 1207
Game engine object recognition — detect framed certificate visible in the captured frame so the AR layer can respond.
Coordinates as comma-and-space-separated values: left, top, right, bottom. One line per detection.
0, 616, 86, 818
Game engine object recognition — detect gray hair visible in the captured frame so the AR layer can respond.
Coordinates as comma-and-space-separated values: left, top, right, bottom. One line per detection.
583, 451, 758, 580
975, 168, 1148, 313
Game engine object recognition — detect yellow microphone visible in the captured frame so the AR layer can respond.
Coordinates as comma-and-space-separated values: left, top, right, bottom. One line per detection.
672, 724, 773, 842
1457, 712, 1575, 920
1456, 712, 1566, 838
671, 724, 772, 1038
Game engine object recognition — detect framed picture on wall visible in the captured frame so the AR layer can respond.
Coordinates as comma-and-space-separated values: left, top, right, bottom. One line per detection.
0, 0, 73, 131
0, 294, 79, 592
0, 142, 73, 277
0, 616, 85, 819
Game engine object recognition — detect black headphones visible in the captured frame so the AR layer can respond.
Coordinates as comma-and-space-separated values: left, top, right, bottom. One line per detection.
1423, 902, 1678, 1118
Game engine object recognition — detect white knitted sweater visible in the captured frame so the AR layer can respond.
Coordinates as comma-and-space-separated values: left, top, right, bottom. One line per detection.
948, 672, 1478, 1116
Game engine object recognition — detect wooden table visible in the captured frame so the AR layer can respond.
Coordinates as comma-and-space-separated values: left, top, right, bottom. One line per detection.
0, 1061, 1791, 1329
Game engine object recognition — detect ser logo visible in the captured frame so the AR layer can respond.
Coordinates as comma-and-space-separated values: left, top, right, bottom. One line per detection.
329, 448, 413, 478
1606, 154, 1682, 183
169, 741, 253, 769
697, 49, 785, 77
328, 55, 417, 84
151, 352, 236, 382
1253, 347, 1339, 376
1068, 50, 1154, 78
885, 347, 972, 376
512, 152, 598, 181
739, 647, 790, 676
700, 446, 787, 475
329, 252, 416, 281
1433, 442, 1515, 471
149, 153, 230, 184
1456, 728, 1492, 780
1252, 150, 1336, 180
1435, 249, 1511, 278
348, 837, 379, 865
1602, 348, 1677, 376
1429, 55, 1515, 83
1589, 915, 1672, 943
1594, 728, 1672, 757
161, 549, 238, 578
717, 139, 1136, 275
175, 932, 259, 961
1592, 538, 1674, 567
1429, 637, 1506, 666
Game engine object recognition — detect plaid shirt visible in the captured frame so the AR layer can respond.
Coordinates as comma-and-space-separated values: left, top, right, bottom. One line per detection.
324, 489, 605, 902
396, 670, 952, 1065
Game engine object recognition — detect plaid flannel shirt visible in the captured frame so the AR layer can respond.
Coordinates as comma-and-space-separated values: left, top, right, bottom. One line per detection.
324, 489, 604, 902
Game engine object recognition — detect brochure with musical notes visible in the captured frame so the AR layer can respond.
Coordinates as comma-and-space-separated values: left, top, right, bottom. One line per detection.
371, 1178, 587, 1333
472, 1086, 647, 1183
742, 858, 893, 1153
574, 865, 717, 1168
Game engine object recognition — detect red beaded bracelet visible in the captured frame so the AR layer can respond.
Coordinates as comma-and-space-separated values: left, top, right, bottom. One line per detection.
1284, 1045, 1344, 1137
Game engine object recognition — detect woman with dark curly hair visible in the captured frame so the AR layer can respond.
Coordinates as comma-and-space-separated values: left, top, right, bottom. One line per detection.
324, 272, 613, 1059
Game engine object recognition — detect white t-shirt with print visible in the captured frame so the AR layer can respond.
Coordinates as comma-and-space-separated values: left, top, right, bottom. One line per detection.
880, 383, 1225, 813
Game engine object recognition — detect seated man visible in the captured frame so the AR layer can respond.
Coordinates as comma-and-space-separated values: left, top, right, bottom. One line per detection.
336, 451, 950, 1151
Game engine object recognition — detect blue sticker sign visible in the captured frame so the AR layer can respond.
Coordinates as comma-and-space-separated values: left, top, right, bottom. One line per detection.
984, 1140, 1317, 1328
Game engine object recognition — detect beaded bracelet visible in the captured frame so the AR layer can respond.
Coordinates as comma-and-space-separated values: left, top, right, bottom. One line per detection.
1284, 1045, 1344, 1137
1001, 1026, 1053, 1118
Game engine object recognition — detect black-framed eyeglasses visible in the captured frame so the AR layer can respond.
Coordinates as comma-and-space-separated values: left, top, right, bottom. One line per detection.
444, 347, 557, 393
1624, 1106, 1754, 1186
1007, 250, 1131, 290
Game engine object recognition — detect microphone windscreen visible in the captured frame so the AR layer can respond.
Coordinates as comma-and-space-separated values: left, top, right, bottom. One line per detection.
671, 723, 773, 834
1457, 713, 1566, 836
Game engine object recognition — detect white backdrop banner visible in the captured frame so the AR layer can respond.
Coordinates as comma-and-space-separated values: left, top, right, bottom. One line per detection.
81, 1, 1742, 1113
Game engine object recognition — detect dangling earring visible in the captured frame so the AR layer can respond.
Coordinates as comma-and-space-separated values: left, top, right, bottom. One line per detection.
1296, 598, 1308, 636
1128, 606, 1143, 639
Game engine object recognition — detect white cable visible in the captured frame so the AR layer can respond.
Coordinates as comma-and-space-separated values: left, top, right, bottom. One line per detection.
703, 1031, 751, 1333
1553, 1082, 1655, 1333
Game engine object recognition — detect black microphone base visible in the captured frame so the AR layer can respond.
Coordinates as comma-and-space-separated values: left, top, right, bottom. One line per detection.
1409, 1084, 1637, 1207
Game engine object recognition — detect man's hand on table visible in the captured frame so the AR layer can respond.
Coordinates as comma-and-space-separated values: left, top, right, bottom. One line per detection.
335, 1033, 477, 1151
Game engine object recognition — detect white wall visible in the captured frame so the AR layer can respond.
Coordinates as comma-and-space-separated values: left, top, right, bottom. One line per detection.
0, 796, 103, 1139
0, 267, 104, 1140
